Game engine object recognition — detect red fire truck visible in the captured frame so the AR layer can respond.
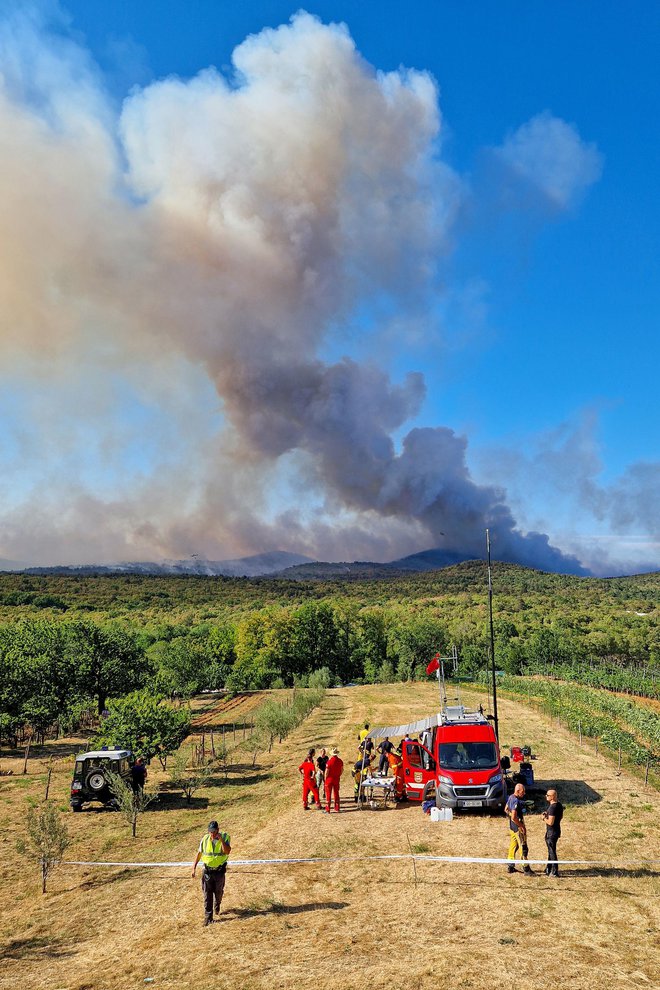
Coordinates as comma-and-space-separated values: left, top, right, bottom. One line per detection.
370, 705, 507, 812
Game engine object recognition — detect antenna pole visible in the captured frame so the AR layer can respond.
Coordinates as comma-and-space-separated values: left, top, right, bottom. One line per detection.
486, 529, 499, 740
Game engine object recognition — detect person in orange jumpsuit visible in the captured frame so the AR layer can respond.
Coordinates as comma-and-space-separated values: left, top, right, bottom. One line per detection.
387, 750, 405, 799
298, 749, 320, 810
324, 747, 344, 813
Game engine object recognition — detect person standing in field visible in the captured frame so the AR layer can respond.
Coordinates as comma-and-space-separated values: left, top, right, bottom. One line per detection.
352, 753, 372, 804
130, 756, 147, 795
316, 748, 329, 792
357, 723, 371, 758
324, 747, 344, 813
542, 788, 564, 877
298, 750, 320, 810
376, 737, 394, 776
505, 783, 532, 875
387, 749, 405, 798
192, 820, 231, 926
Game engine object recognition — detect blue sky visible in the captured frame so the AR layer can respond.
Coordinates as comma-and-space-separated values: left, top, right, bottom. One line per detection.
0, 1, 658, 573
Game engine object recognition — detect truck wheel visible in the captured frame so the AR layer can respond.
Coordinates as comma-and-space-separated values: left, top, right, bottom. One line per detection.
87, 771, 106, 792
71, 805, 82, 812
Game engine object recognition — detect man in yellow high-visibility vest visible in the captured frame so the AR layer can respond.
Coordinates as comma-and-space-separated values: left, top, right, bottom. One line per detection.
192, 820, 231, 926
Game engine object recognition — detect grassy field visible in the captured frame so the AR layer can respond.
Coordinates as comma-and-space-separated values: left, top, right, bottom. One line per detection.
0, 683, 658, 990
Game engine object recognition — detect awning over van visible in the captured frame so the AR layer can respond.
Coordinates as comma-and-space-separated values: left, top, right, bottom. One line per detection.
365, 713, 442, 740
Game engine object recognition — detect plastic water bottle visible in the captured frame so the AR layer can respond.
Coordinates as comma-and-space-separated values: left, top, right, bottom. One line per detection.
445, 807, 453, 822
430, 806, 440, 822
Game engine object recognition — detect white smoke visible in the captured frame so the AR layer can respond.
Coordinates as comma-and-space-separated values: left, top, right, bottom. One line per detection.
493, 111, 603, 209
0, 5, 618, 573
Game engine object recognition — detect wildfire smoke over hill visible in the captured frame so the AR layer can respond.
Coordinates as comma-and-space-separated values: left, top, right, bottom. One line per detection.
1, 6, 651, 575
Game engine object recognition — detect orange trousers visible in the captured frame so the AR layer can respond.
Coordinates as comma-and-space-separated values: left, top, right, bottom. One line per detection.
302, 781, 320, 807
325, 779, 340, 811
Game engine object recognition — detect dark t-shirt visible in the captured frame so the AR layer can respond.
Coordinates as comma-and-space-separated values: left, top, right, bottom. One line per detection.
377, 740, 394, 755
505, 795, 525, 832
317, 755, 329, 772
545, 801, 563, 837
131, 763, 147, 784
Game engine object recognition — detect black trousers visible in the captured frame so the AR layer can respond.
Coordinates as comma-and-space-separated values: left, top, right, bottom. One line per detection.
545, 833, 560, 875
379, 754, 389, 775
202, 867, 227, 920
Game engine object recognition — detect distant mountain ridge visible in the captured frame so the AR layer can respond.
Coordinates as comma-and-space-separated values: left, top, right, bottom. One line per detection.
13, 544, 595, 579
20, 546, 476, 579
11, 547, 660, 581
22, 550, 313, 578
270, 547, 474, 580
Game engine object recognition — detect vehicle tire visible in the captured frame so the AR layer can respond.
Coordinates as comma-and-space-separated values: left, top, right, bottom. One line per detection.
71, 804, 82, 812
87, 771, 106, 792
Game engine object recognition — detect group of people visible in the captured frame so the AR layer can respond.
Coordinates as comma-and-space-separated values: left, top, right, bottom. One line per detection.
192, 764, 564, 926
506, 783, 564, 877
298, 746, 345, 812
351, 724, 406, 801
298, 725, 409, 810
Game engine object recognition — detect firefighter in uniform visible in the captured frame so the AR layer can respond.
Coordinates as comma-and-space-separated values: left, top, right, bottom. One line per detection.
324, 747, 344, 813
192, 820, 231, 926
298, 751, 321, 809
387, 750, 405, 799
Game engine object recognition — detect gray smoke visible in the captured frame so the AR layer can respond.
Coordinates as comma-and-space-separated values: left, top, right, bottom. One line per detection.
0, 7, 606, 573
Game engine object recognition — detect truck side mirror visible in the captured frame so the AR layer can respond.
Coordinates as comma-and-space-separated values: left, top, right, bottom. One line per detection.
500, 756, 511, 771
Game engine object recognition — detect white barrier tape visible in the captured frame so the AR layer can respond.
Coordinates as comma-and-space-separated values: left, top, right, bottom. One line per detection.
63, 854, 660, 869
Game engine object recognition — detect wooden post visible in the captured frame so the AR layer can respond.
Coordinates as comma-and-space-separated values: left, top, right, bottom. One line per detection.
210, 730, 215, 758
618, 745, 622, 770
578, 721, 582, 745
406, 833, 419, 889
595, 738, 598, 755
645, 757, 650, 786
44, 758, 53, 800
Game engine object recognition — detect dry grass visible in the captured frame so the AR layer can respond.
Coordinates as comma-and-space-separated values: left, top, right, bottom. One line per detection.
0, 682, 658, 990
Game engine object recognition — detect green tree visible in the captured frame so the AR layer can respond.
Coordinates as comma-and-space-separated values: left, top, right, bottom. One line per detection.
168, 746, 216, 804
17, 801, 70, 893
288, 602, 340, 683
150, 635, 207, 699
71, 622, 151, 714
106, 770, 158, 837
355, 610, 388, 682
389, 616, 448, 682
95, 690, 190, 763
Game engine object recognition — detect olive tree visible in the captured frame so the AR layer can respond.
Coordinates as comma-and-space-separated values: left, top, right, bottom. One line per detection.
168, 746, 216, 804
17, 801, 70, 893
106, 770, 158, 838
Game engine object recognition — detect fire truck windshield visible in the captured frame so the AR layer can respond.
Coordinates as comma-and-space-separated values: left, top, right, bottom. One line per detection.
439, 743, 498, 770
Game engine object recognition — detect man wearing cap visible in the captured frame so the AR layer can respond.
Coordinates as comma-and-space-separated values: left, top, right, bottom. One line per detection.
192, 821, 231, 926
324, 747, 344, 813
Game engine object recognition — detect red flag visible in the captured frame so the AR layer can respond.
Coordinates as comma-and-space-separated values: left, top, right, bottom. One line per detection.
426, 652, 441, 675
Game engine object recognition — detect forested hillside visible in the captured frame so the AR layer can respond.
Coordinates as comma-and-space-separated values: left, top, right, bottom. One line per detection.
0, 563, 658, 733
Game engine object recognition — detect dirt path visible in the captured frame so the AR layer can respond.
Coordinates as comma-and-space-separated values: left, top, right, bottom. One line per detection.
1, 683, 658, 990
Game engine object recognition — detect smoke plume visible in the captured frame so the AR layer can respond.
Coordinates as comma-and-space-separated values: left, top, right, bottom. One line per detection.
0, 6, 608, 573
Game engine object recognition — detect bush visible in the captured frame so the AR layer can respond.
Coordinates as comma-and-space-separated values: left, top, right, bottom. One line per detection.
17, 801, 70, 893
